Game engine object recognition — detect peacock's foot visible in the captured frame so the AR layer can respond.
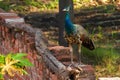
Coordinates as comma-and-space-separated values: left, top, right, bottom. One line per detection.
68, 61, 74, 67
74, 64, 83, 72
67, 62, 83, 72
67, 63, 83, 77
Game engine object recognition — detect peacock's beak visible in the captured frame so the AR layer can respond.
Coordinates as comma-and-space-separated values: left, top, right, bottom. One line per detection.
62, 8, 67, 11
62, 6, 70, 11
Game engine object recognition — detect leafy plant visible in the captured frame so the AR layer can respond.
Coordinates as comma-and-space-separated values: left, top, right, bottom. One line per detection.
0, 1, 10, 11
103, 4, 116, 13
0, 53, 33, 79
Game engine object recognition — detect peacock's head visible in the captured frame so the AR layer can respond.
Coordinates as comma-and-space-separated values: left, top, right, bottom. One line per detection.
62, 5, 71, 12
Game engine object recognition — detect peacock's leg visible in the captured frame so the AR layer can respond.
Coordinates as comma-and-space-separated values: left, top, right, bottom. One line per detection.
78, 44, 82, 64
70, 44, 78, 65
69, 44, 74, 64
71, 48, 74, 64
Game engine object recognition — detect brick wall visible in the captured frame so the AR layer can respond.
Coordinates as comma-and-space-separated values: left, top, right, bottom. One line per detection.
0, 11, 57, 80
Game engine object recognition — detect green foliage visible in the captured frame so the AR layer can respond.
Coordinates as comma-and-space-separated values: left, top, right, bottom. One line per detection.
10, 5, 28, 14
80, 4, 116, 14
0, 55, 5, 64
74, 0, 90, 4
46, 1, 58, 9
0, 0, 59, 13
12, 53, 33, 66
0, 1, 10, 11
0, 73, 3, 80
103, 4, 116, 13
24, 0, 42, 7
0, 53, 33, 79
24, 0, 33, 5
82, 46, 119, 64
0, 0, 116, 14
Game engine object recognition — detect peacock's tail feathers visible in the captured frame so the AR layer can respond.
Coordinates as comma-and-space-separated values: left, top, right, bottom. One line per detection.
81, 37, 95, 50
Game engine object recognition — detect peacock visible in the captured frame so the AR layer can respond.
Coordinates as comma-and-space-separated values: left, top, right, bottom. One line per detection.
63, 5, 95, 65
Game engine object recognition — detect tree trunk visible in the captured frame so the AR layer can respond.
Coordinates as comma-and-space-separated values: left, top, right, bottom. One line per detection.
58, 0, 74, 46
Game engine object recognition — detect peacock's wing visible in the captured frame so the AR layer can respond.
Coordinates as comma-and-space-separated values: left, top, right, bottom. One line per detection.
74, 24, 95, 50
74, 24, 88, 36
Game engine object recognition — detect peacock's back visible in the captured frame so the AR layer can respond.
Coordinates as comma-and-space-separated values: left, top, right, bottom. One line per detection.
74, 24, 95, 50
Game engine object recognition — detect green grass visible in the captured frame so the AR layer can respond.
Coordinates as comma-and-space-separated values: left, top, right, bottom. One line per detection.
82, 46, 119, 64
82, 44, 120, 77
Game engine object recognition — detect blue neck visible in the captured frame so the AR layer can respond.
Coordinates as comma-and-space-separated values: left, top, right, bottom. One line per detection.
65, 12, 76, 35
